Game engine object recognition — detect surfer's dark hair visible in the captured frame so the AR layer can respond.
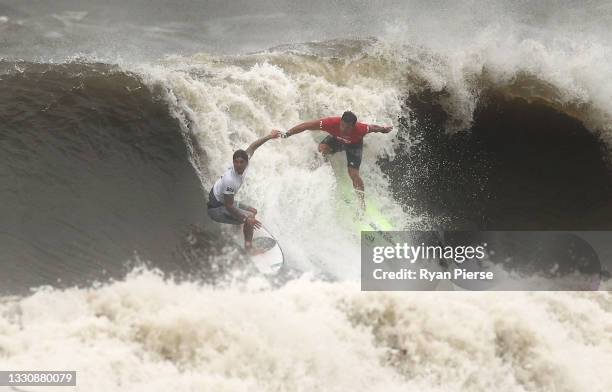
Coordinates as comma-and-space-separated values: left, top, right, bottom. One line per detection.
233, 149, 249, 162
341, 111, 357, 125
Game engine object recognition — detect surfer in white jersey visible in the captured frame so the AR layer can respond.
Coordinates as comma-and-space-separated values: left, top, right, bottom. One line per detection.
207, 130, 281, 251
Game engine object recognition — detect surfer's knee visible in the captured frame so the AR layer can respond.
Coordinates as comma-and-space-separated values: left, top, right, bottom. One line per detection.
242, 214, 254, 228
318, 143, 331, 155
347, 167, 360, 180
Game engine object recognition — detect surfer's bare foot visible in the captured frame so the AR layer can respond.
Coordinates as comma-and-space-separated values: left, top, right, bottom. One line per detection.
247, 247, 266, 256
245, 241, 264, 255
354, 207, 365, 221
355, 190, 366, 212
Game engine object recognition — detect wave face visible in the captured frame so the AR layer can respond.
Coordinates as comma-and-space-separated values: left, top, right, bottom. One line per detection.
3, 34, 612, 290
0, 62, 214, 294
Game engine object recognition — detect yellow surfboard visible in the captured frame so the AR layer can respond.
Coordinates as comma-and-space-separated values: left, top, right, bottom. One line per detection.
328, 153, 395, 234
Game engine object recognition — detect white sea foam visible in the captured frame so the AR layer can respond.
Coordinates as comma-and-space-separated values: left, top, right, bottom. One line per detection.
1, 269, 611, 391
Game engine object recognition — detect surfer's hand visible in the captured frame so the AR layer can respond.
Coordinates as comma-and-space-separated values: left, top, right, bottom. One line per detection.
381, 126, 393, 133
246, 216, 262, 229
246, 207, 257, 216
270, 129, 282, 139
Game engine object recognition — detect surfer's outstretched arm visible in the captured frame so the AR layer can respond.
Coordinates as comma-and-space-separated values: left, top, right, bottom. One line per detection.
246, 130, 281, 158
367, 124, 393, 134
280, 120, 321, 138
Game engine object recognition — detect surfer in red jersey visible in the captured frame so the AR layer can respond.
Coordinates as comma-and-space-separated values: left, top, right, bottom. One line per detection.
279, 111, 392, 210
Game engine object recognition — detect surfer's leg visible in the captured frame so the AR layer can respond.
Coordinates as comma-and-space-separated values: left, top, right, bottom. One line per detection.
244, 221, 254, 249
318, 135, 341, 156
318, 143, 331, 155
236, 201, 256, 249
208, 204, 255, 248
207, 206, 243, 224
347, 167, 364, 191
348, 167, 366, 210
235, 201, 256, 216
346, 144, 365, 209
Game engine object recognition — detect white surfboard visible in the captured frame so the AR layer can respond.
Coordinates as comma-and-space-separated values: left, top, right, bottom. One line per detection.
249, 225, 284, 275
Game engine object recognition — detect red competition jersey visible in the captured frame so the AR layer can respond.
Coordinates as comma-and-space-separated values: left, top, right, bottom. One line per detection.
319, 117, 370, 144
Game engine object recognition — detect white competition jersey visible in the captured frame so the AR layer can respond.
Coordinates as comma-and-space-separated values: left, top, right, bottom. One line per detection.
212, 164, 247, 203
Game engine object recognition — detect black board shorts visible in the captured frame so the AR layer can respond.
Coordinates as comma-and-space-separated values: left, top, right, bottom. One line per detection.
320, 135, 363, 168
207, 188, 253, 225
208, 205, 254, 225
